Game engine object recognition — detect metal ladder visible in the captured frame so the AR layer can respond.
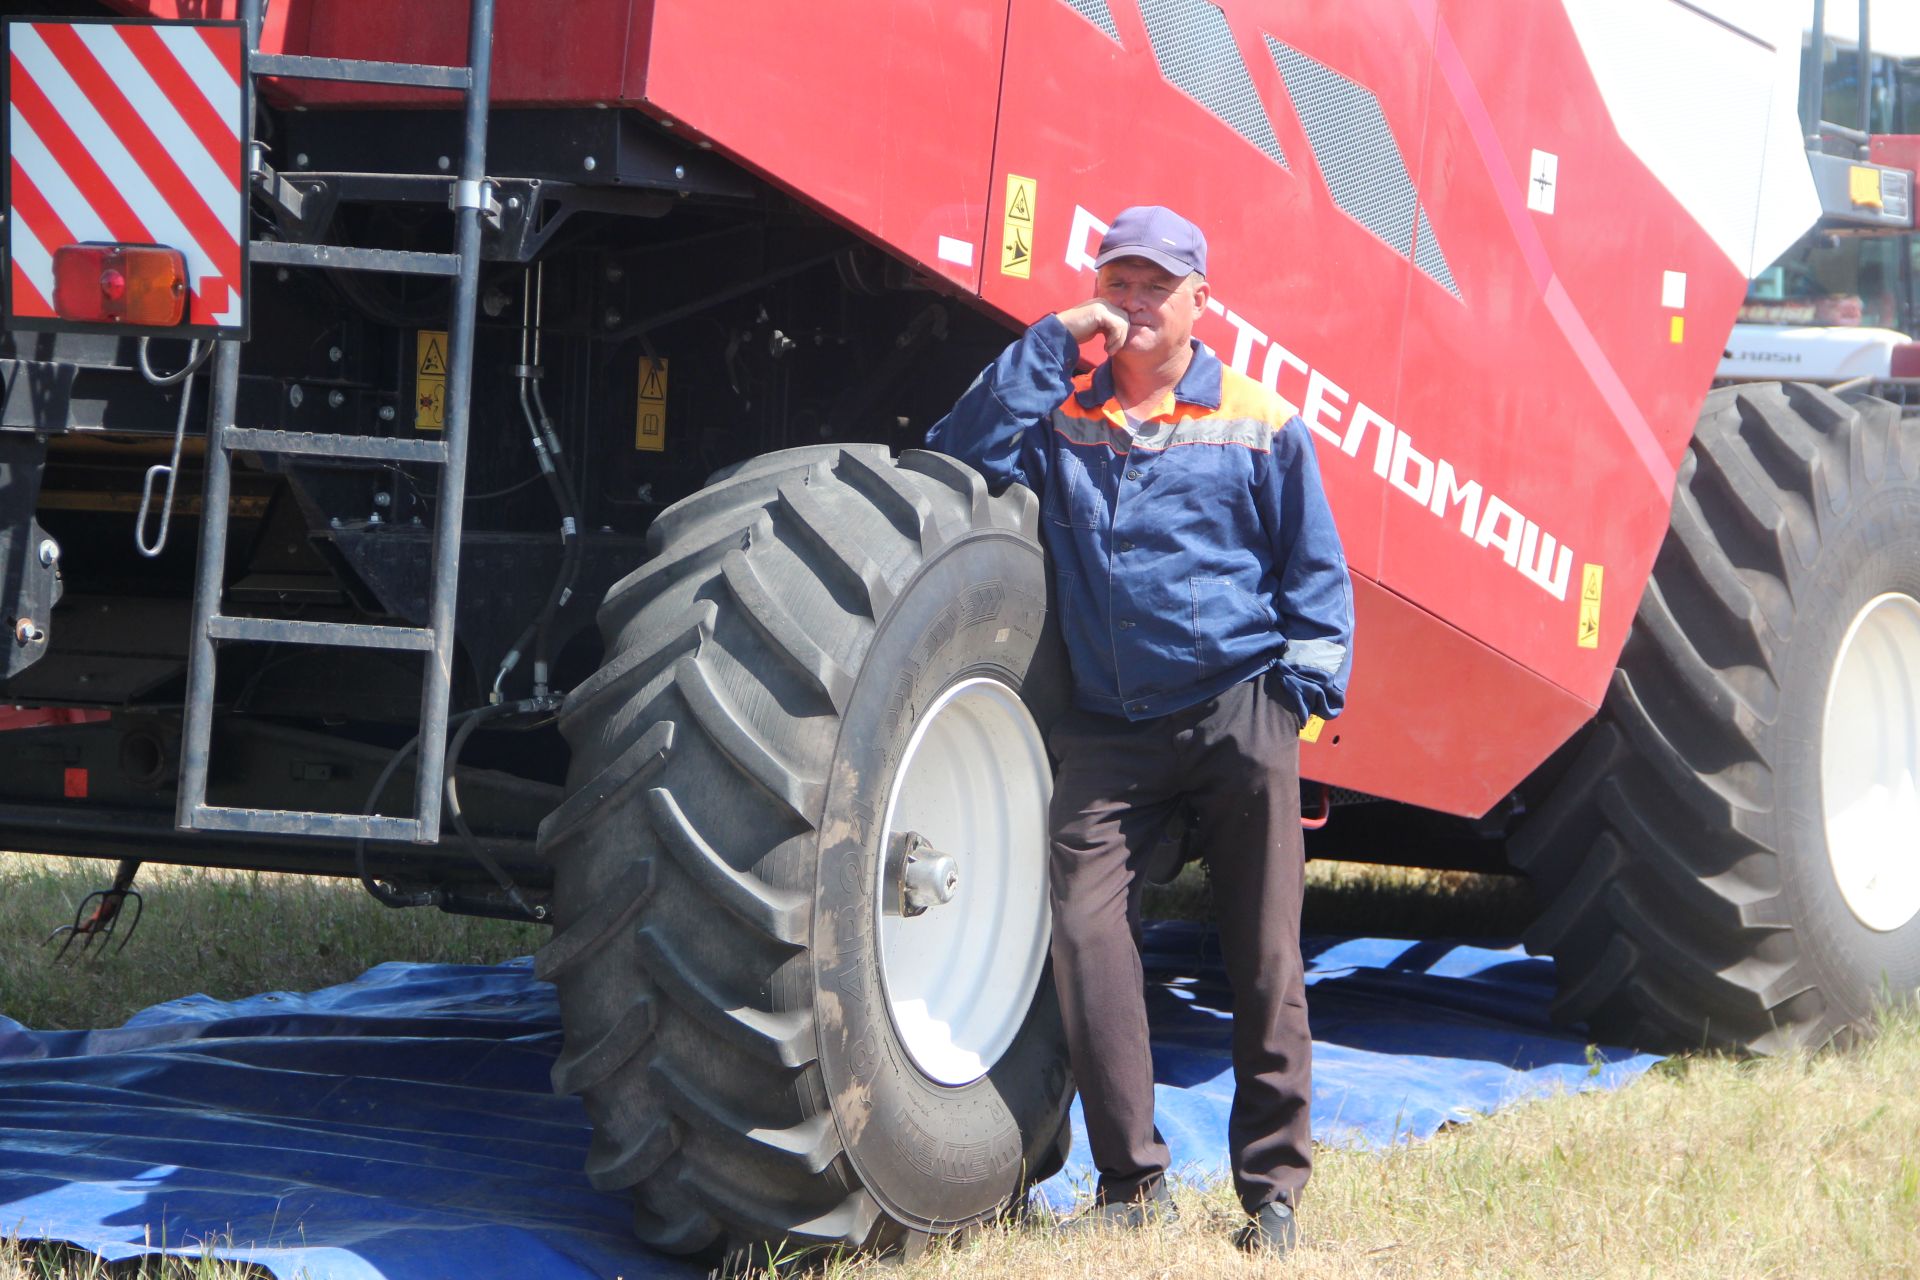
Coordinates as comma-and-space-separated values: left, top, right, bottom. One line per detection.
177, 0, 497, 844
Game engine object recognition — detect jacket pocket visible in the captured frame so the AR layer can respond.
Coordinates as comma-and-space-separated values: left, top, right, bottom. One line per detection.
1044, 446, 1108, 530
1190, 576, 1276, 676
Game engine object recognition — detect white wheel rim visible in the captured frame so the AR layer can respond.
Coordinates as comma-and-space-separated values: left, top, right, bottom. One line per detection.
1820, 592, 1920, 932
875, 677, 1052, 1086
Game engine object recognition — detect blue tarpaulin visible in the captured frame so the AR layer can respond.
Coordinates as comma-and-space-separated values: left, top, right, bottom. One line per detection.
0, 924, 1660, 1278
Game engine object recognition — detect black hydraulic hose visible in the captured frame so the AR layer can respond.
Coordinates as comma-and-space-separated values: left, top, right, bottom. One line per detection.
491, 377, 578, 700
354, 726, 450, 909
354, 704, 494, 908
525, 262, 583, 692
441, 698, 551, 921
494, 264, 583, 700
136, 336, 215, 386
355, 700, 553, 913
529, 376, 583, 687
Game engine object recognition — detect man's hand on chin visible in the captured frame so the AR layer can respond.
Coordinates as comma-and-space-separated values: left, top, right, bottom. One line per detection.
1055, 299, 1130, 355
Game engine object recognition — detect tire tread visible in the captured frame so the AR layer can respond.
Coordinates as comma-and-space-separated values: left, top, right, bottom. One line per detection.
1513, 384, 1906, 1051
541, 445, 1035, 1253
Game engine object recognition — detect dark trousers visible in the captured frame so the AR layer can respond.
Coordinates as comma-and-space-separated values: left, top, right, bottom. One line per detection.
1047, 671, 1311, 1213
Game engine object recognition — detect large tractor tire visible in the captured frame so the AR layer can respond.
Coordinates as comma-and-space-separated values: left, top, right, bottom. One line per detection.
1512, 383, 1920, 1052
534, 444, 1074, 1257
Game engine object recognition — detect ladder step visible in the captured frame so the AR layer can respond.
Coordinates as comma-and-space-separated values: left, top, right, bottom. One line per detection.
251, 52, 472, 91
207, 615, 436, 652
190, 805, 427, 843
225, 427, 448, 464
250, 240, 459, 277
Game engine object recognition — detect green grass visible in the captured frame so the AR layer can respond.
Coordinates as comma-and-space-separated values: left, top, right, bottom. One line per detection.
2, 1239, 266, 1280
0, 854, 542, 1032
3, 852, 1915, 1280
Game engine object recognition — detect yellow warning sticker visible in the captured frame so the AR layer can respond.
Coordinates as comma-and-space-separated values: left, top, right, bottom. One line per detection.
1578, 563, 1604, 649
415, 330, 447, 431
1849, 164, 1884, 209
636, 357, 669, 452
1299, 714, 1325, 744
1001, 173, 1036, 278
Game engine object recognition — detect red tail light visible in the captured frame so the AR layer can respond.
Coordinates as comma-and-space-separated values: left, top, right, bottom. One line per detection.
51, 244, 188, 327
1892, 343, 1920, 380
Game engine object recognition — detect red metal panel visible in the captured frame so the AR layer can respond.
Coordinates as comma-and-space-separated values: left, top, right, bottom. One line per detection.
976, 0, 1753, 809
1299, 574, 1593, 818
104, 1, 645, 106
0, 707, 110, 732
1378, 0, 1743, 707
636, 0, 1008, 295
89, 0, 1770, 815
298, 0, 642, 106
108, 2, 1006, 287
981, 0, 1408, 584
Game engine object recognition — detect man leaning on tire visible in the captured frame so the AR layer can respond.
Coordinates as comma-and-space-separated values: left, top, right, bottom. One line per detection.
926, 205, 1353, 1257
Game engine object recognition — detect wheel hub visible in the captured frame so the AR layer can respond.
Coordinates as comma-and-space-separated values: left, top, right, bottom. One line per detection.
875, 677, 1051, 1086
890, 832, 960, 916
1820, 592, 1920, 933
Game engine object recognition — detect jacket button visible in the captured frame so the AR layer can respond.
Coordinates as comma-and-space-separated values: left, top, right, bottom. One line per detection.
1130, 703, 1148, 714
1125, 469, 1140, 480
1118, 540, 1135, 552
1117, 619, 1134, 630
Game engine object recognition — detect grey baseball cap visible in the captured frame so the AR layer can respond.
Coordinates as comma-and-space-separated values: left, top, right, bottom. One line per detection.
1094, 205, 1208, 278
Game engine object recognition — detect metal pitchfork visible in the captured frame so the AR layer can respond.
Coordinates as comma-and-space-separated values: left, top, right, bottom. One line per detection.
45, 858, 145, 962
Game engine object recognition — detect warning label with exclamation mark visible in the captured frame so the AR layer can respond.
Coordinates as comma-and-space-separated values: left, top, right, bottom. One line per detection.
636, 357, 669, 452
416, 330, 448, 431
1001, 174, 1036, 278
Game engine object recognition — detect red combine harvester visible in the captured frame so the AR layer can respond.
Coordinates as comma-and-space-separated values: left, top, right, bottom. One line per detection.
3, 0, 1916, 1257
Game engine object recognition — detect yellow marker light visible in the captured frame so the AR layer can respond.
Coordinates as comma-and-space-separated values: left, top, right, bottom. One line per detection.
1669, 315, 1685, 344
1849, 165, 1885, 209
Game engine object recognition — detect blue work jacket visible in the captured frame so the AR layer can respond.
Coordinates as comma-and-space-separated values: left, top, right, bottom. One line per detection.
925, 315, 1353, 724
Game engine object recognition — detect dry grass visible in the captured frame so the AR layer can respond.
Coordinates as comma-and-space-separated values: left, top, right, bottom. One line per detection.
0, 1241, 261, 1280
0, 853, 543, 1032
4, 853, 1916, 1280
802, 1008, 1920, 1280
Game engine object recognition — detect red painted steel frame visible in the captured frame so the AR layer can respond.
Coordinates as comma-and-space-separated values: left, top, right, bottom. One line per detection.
102, 0, 1755, 815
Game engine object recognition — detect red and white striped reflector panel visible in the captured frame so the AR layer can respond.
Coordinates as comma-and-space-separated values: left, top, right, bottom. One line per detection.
4, 19, 245, 334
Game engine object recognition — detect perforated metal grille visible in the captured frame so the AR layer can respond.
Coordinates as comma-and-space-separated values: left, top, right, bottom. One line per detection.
1062, 0, 1121, 42
1266, 36, 1415, 255
1266, 35, 1459, 298
1414, 204, 1461, 299
1139, 0, 1286, 168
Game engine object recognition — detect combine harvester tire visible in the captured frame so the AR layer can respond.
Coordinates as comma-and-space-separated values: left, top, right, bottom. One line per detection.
1514, 383, 1920, 1052
535, 444, 1073, 1256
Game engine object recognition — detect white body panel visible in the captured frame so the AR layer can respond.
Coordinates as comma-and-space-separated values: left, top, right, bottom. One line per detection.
1718, 323, 1913, 382
1562, 0, 1821, 277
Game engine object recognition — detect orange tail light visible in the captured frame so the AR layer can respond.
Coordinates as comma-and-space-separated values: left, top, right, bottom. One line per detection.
51, 244, 189, 327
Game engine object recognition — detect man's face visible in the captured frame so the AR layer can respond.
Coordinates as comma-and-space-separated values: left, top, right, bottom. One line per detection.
1096, 258, 1210, 361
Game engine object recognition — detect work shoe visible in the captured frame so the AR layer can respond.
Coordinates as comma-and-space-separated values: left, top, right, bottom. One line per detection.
1234, 1201, 1297, 1257
1061, 1182, 1177, 1234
